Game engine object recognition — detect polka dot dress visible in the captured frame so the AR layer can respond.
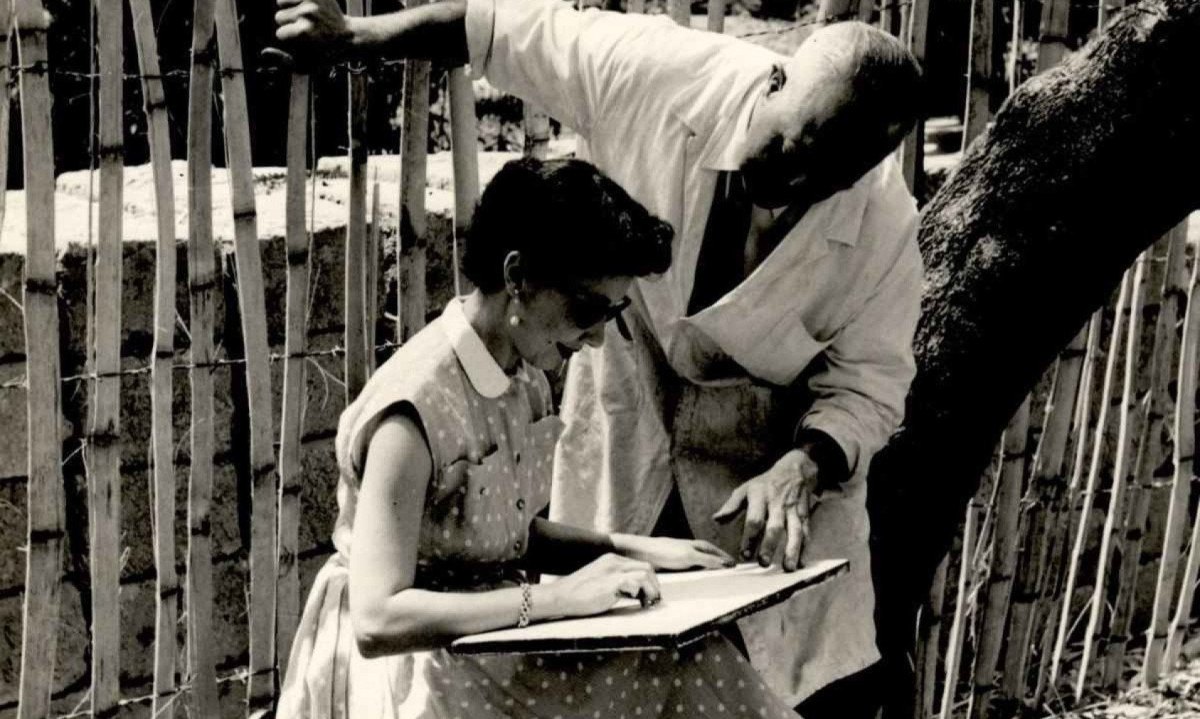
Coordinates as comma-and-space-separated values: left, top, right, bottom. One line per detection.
278, 301, 798, 719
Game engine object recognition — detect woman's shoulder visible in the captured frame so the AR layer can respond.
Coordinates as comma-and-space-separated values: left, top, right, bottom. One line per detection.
336, 316, 470, 477
371, 318, 463, 398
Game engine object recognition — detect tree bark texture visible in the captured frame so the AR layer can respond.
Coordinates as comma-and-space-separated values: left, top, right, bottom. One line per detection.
867, 0, 1200, 712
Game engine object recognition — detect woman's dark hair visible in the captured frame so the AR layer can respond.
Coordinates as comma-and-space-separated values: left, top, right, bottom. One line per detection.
462, 157, 674, 293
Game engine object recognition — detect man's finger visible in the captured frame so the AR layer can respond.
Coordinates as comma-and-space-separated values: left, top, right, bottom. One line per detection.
712, 485, 748, 523
739, 487, 766, 561
783, 507, 805, 572
275, 3, 312, 25
276, 18, 315, 43
278, 0, 305, 7
757, 502, 786, 567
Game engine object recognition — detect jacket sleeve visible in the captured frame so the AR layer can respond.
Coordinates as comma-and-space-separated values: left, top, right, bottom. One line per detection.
465, 0, 774, 138
798, 164, 923, 477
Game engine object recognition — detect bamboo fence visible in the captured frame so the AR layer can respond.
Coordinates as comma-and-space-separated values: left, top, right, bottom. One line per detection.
87, 0, 124, 716
184, 0, 221, 714
130, 0, 180, 714
397, 7, 431, 343
5, 0, 1200, 717
345, 0, 371, 401
15, 1, 63, 717
275, 66, 312, 678
213, 0, 280, 708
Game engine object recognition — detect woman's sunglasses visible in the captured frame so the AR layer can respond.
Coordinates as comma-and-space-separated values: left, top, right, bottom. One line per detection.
562, 291, 634, 340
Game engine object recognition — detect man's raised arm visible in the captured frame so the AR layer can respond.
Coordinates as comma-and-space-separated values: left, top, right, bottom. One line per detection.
277, 0, 772, 142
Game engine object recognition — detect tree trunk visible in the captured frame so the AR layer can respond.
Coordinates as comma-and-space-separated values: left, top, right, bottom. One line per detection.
868, 0, 1200, 713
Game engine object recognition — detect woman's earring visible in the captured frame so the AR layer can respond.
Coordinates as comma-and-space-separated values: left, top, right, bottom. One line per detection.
509, 293, 521, 327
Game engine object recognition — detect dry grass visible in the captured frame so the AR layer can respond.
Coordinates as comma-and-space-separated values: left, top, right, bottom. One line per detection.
1045, 659, 1200, 718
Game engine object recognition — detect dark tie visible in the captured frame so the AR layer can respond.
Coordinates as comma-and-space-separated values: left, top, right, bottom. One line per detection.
687, 171, 754, 316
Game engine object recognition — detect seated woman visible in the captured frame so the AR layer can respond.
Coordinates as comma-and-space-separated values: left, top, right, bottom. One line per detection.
277, 157, 796, 719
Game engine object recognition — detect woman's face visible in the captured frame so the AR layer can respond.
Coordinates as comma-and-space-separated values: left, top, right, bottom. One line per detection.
510, 275, 635, 371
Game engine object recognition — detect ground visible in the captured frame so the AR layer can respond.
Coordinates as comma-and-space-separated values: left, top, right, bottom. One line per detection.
1053, 660, 1200, 718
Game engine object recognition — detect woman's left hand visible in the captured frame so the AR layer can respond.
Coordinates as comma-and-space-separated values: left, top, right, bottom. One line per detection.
612, 534, 736, 571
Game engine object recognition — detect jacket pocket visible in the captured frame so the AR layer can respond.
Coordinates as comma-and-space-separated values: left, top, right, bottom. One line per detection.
727, 312, 833, 387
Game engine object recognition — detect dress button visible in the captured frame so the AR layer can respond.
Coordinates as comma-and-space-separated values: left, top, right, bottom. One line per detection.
480, 486, 487, 496
514, 451, 522, 465
516, 498, 526, 511
513, 540, 523, 552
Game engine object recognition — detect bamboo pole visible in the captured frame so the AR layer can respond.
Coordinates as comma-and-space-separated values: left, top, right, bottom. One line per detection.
940, 502, 979, 719
1007, 0, 1022, 91
667, 0, 689, 25
1029, 313, 1101, 705
85, 0, 125, 714
1103, 228, 1186, 690
0, 19, 11, 241
448, 67, 477, 296
14, 3, 63, 717
1159, 238, 1200, 678
345, 0, 369, 400
963, 0, 996, 145
1050, 272, 1133, 686
1003, 324, 1090, 701
881, 0, 902, 36
276, 69, 312, 683
918, 554, 950, 719
707, 0, 726, 32
130, 0, 182, 714
969, 396, 1032, 719
898, 0, 929, 193
1030, 312, 1102, 706
398, 27, 430, 342
1034, 0, 1070, 73
816, 0, 874, 23
213, 0, 279, 708
1076, 252, 1150, 699
185, 0, 220, 713
1144, 223, 1196, 685
523, 102, 551, 161
368, 177, 381, 371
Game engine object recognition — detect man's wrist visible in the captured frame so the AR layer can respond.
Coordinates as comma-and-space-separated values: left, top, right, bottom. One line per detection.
794, 428, 850, 491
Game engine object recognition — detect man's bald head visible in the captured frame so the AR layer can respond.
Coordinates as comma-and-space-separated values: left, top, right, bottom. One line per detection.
792, 21, 923, 133
738, 22, 923, 208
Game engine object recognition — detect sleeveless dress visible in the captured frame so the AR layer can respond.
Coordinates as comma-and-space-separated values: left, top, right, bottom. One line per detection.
276, 299, 797, 719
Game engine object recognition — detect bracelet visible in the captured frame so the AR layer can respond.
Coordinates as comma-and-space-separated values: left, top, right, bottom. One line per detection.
517, 581, 533, 628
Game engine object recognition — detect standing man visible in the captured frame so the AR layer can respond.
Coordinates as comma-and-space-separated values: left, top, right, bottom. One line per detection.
276, 1, 923, 715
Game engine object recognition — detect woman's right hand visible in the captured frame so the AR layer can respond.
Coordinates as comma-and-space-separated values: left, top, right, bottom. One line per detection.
539, 554, 661, 619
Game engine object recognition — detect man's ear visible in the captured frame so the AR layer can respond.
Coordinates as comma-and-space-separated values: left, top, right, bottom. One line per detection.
502, 250, 525, 297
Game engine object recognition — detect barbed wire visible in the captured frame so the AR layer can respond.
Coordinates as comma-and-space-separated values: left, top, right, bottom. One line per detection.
49, 665, 262, 719
0, 339, 404, 391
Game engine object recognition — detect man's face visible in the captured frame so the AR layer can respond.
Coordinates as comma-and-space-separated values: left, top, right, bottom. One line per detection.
738, 58, 906, 209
